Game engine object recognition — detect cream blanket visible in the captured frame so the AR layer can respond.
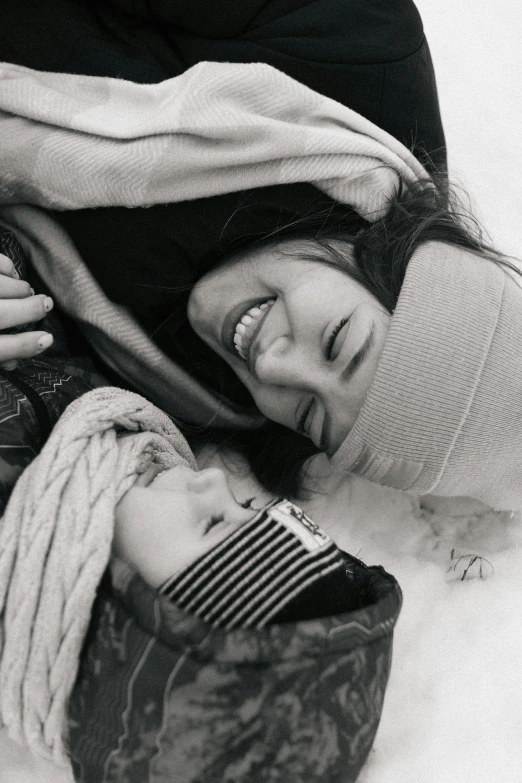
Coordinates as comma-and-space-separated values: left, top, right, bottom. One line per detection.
0, 60, 427, 219
0, 59, 428, 427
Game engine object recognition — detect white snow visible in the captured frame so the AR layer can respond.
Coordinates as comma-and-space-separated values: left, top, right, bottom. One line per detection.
304, 478, 522, 783
416, 0, 522, 262
348, 6, 522, 775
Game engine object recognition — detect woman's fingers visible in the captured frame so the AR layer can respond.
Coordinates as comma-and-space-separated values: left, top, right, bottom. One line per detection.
0, 256, 55, 359
0, 294, 53, 330
0, 253, 20, 278
0, 275, 34, 299
0, 331, 54, 370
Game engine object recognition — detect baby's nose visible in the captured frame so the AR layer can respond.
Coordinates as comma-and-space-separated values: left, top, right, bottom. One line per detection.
187, 467, 227, 494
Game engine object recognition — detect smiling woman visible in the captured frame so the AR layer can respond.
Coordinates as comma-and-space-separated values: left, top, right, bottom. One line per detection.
188, 240, 391, 454
187, 175, 522, 497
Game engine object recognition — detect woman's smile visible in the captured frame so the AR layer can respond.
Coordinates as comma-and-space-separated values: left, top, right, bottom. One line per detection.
188, 239, 391, 453
227, 298, 275, 362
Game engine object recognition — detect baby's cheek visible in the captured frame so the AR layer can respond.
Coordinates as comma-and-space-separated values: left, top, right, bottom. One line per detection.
113, 497, 203, 589
112, 496, 144, 570
112, 493, 166, 587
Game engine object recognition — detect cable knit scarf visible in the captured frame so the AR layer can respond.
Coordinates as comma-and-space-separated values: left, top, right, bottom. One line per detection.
0, 387, 196, 767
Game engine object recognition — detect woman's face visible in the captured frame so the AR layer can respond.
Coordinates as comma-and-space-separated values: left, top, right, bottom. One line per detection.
114, 463, 256, 588
188, 240, 390, 453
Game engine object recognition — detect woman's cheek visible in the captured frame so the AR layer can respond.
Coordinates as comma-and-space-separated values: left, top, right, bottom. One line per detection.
247, 385, 298, 430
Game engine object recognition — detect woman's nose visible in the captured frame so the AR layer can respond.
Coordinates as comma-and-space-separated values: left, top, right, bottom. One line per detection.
254, 337, 311, 387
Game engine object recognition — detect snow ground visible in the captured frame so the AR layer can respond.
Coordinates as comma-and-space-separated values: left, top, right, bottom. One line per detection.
344, 4, 522, 777
417, 0, 522, 261
1, 1, 522, 781
316, 479, 522, 783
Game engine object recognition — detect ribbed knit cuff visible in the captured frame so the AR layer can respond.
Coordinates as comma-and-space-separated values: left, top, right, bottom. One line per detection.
159, 499, 347, 629
333, 242, 506, 494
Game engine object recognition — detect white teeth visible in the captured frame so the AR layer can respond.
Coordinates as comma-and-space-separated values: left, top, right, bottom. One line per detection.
233, 299, 275, 360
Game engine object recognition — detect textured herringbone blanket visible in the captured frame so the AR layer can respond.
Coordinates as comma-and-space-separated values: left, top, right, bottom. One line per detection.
0, 59, 429, 428
0, 60, 427, 218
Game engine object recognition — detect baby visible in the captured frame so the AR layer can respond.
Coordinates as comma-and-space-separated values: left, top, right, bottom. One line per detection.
115, 460, 357, 629
0, 385, 369, 770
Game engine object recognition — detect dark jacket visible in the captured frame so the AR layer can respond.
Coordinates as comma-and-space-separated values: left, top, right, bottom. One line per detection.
0, 235, 403, 783
68, 556, 402, 783
0, 229, 403, 782
0, 0, 446, 402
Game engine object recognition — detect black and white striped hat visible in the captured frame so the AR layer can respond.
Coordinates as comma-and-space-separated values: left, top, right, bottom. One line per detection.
159, 499, 352, 629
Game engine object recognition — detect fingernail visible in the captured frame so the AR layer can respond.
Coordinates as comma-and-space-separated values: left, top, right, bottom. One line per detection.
37, 333, 53, 351
12, 270, 19, 280
29, 287, 35, 296
43, 296, 53, 312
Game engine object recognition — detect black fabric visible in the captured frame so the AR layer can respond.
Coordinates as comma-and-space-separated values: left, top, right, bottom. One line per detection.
0, 0, 446, 407
270, 556, 366, 623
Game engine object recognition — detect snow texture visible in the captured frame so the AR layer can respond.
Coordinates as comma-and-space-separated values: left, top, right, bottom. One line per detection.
352, 4, 522, 779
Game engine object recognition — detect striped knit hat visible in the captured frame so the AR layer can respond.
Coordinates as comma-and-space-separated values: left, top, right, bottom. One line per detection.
333, 241, 522, 511
159, 499, 352, 629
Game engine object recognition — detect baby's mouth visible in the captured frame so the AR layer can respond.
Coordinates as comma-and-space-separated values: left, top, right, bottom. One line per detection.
233, 299, 275, 362
136, 462, 166, 487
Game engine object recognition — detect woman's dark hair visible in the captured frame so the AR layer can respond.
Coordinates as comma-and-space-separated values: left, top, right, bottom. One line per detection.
192, 172, 521, 498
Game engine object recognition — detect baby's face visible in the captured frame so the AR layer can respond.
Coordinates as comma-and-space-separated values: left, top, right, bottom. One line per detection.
114, 463, 257, 588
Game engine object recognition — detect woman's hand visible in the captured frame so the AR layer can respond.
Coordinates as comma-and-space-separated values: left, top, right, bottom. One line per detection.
0, 253, 54, 371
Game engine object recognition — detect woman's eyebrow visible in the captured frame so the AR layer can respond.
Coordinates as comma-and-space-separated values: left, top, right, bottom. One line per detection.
320, 322, 376, 453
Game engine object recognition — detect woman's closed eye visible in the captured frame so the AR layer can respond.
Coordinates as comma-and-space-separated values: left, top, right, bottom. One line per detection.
325, 317, 349, 361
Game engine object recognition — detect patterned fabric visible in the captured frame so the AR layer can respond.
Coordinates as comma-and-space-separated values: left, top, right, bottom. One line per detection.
68, 556, 402, 783
0, 60, 427, 218
0, 229, 108, 513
